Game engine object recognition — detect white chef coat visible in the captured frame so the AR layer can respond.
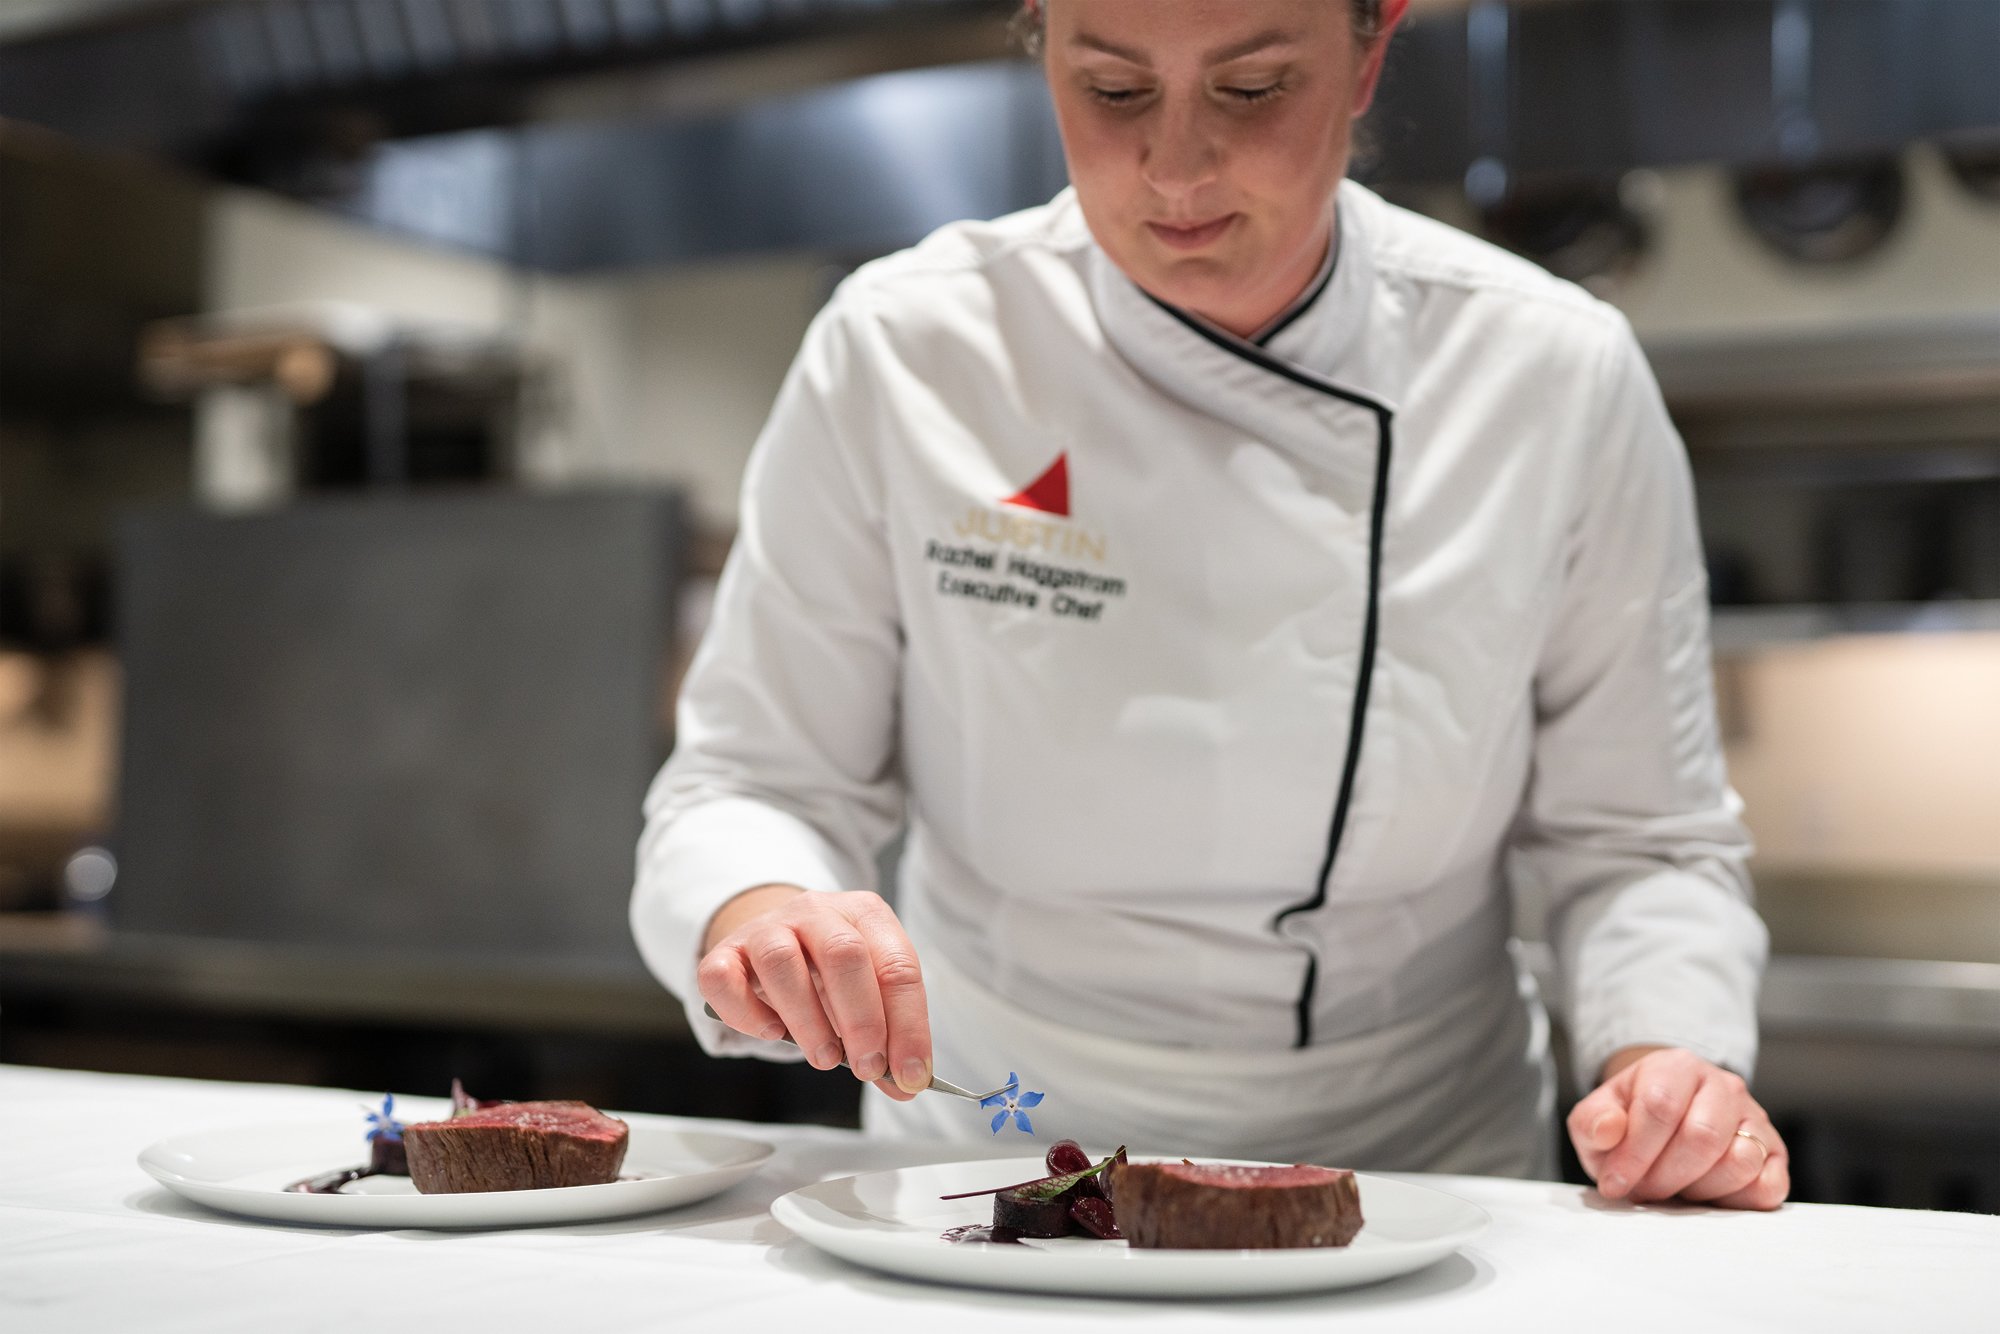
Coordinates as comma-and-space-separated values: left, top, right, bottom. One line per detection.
630, 180, 1766, 1172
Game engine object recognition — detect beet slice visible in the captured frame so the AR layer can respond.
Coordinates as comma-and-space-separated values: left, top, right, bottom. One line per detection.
1045, 1140, 1092, 1177
1068, 1194, 1122, 1239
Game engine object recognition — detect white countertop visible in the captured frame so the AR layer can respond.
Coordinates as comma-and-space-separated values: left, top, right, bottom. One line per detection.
3, 1065, 1995, 1333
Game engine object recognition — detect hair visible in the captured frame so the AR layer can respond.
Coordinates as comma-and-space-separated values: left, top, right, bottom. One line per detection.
1010, 0, 1388, 56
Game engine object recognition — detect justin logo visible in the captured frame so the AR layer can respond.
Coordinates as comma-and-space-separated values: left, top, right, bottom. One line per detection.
1002, 453, 1070, 517
927, 451, 1128, 620
948, 453, 1108, 562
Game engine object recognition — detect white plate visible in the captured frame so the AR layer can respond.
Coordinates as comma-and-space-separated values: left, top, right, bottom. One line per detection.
771, 1157, 1488, 1298
140, 1120, 773, 1228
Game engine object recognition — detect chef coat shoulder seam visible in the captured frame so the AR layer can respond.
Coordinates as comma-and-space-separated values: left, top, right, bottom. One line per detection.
839, 232, 1094, 302
838, 194, 1094, 301
1360, 187, 1620, 331
1377, 255, 1625, 337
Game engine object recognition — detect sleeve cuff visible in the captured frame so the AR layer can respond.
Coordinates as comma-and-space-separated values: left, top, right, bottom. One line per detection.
1571, 1016, 1759, 1092
630, 796, 853, 1059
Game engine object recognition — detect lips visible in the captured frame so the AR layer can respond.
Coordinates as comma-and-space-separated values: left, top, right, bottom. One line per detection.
1146, 214, 1239, 251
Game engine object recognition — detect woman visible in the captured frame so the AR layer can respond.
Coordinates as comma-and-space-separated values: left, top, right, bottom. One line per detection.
631, 0, 1789, 1210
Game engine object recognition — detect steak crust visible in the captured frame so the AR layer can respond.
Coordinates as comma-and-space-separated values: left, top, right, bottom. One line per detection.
403, 1102, 629, 1193
1108, 1162, 1363, 1249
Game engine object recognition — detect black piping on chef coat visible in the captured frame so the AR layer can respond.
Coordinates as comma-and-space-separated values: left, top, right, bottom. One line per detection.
1252, 259, 1338, 349
1151, 297, 1396, 1050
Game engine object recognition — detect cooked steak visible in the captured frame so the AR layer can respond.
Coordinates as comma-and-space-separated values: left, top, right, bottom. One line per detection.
403, 1102, 629, 1193
1108, 1162, 1363, 1249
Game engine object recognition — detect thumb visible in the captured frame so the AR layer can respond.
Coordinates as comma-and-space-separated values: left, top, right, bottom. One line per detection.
1582, 1103, 1627, 1154
1566, 1078, 1631, 1172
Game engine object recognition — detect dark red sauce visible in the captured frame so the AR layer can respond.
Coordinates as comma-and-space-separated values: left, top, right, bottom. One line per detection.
285, 1133, 409, 1194
940, 1224, 1025, 1244
285, 1166, 379, 1195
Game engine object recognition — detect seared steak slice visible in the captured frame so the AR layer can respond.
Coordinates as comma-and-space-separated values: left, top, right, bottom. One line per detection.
403, 1102, 628, 1193
1108, 1162, 1363, 1249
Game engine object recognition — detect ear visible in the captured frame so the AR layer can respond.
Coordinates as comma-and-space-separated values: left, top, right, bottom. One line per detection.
1351, 0, 1412, 116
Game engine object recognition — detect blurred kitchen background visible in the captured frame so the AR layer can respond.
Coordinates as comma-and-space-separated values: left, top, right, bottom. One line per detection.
1, 0, 1996, 1211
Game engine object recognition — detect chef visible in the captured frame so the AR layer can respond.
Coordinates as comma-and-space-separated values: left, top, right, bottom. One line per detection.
631, 0, 1789, 1210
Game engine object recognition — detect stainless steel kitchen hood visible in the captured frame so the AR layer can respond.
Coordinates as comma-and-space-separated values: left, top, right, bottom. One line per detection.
3, 0, 1999, 269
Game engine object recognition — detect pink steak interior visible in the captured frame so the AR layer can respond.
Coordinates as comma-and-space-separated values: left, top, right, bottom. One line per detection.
1154, 1164, 1352, 1188
432, 1102, 625, 1142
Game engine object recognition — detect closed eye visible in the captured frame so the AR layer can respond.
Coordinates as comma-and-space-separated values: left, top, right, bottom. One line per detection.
1088, 86, 1149, 106
1222, 84, 1285, 104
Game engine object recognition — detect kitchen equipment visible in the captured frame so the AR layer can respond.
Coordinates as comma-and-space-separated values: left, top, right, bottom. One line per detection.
1479, 173, 1657, 288
1947, 483, 2000, 599
1733, 157, 1907, 264
111, 490, 687, 973
1812, 486, 1947, 604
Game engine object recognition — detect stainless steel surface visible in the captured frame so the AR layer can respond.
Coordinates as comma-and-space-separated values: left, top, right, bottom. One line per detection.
1760, 956, 2000, 1040
1521, 941, 2000, 1116
0, 917, 689, 1036
10, 2, 2000, 268
1711, 601, 2000, 653
112, 492, 686, 971
1650, 315, 2000, 419
1522, 942, 2000, 1043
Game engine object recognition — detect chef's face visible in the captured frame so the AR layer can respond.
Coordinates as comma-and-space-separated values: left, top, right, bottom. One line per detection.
1044, 0, 1403, 337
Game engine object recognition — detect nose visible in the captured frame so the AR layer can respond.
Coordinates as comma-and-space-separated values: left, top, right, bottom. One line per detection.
1139, 96, 1218, 201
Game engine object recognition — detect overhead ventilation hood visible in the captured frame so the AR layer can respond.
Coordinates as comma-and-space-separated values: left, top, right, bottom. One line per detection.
1, 0, 1998, 269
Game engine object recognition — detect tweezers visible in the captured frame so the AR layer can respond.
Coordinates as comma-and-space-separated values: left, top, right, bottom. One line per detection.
702, 1004, 1013, 1102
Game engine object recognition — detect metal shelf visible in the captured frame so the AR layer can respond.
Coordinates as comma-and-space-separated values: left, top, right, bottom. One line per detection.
1711, 601, 2000, 653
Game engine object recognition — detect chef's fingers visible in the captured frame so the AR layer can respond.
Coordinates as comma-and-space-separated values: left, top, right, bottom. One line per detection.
1626, 1072, 1751, 1202
872, 1076, 919, 1104
795, 908, 889, 1080
835, 892, 932, 1095
1565, 1069, 1633, 1181
1573, 1105, 1627, 1182
744, 924, 844, 1070
1674, 1120, 1770, 1204
1593, 1056, 1699, 1200
1708, 1133, 1791, 1212
694, 944, 788, 1042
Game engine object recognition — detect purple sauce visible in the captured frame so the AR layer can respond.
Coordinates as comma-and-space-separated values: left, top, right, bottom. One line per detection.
285, 1128, 410, 1194
285, 1166, 378, 1195
940, 1224, 1025, 1244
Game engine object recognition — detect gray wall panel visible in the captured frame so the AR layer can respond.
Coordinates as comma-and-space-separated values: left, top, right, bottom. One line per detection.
112, 489, 685, 973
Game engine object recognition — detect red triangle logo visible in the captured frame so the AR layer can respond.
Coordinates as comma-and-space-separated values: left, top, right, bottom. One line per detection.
1002, 453, 1070, 518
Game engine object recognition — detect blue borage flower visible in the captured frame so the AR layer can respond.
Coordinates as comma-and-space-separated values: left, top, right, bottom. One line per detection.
979, 1073, 1044, 1135
363, 1093, 404, 1143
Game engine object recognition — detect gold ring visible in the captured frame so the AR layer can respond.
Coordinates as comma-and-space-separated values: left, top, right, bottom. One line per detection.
1734, 1128, 1770, 1158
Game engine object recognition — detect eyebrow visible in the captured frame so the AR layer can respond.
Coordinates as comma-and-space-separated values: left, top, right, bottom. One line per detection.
1069, 28, 1300, 66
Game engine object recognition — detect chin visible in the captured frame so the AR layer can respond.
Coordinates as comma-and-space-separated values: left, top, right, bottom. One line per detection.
1129, 253, 1244, 317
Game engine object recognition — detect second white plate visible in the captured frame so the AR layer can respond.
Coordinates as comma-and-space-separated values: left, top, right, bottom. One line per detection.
771, 1157, 1488, 1298
140, 1119, 773, 1229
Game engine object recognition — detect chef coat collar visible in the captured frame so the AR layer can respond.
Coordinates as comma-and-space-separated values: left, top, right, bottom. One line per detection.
1082, 180, 1395, 504
1083, 181, 1395, 432
1242, 223, 1339, 348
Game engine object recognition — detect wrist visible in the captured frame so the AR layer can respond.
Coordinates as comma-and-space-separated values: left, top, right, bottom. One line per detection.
701, 883, 807, 954
1599, 1043, 1670, 1084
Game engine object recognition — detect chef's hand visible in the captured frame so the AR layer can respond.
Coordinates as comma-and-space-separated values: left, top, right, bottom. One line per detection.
697, 884, 933, 1103
1568, 1045, 1789, 1211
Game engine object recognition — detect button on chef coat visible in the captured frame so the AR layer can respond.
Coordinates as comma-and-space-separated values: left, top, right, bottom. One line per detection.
630, 182, 1768, 1123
